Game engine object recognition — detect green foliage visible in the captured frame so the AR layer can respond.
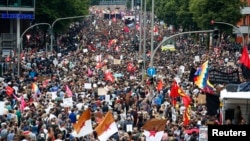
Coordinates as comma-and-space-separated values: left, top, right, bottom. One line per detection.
153, 0, 245, 31
35, 0, 90, 31
189, 0, 245, 29
154, 0, 196, 30
90, 0, 101, 5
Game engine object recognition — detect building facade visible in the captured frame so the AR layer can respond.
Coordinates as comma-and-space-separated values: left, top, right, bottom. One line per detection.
0, 0, 35, 53
236, 0, 250, 44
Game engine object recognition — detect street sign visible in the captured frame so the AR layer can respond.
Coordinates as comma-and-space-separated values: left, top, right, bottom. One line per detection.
0, 13, 34, 19
147, 67, 156, 76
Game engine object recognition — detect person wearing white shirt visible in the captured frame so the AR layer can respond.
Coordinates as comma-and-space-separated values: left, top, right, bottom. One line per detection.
55, 133, 63, 141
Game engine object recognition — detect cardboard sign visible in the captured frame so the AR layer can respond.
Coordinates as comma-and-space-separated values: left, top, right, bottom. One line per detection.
102, 66, 108, 72
113, 59, 121, 65
227, 62, 235, 67
222, 51, 229, 56
197, 94, 206, 104
98, 88, 107, 95
83, 58, 89, 63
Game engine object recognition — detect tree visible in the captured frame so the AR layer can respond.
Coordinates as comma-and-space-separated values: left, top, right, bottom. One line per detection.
90, 0, 100, 5
35, 0, 90, 31
189, 0, 245, 29
154, 0, 196, 31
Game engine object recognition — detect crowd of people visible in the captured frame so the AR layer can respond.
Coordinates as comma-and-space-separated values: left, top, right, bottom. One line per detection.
0, 6, 246, 141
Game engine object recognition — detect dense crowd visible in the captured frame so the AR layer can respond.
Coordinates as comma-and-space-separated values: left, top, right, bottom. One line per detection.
0, 6, 246, 141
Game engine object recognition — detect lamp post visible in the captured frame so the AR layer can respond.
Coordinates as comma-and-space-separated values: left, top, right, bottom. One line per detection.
50, 15, 91, 51
150, 0, 154, 54
18, 23, 52, 77
149, 30, 214, 67
17, 15, 91, 77
211, 20, 245, 46
139, 0, 143, 54
143, 0, 147, 70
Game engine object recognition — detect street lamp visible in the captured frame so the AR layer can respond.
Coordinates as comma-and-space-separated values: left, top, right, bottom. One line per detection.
149, 30, 214, 67
50, 15, 91, 51
150, 0, 154, 54
18, 23, 52, 77
211, 20, 245, 46
17, 15, 91, 77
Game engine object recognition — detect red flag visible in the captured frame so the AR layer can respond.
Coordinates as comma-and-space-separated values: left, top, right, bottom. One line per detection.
105, 71, 115, 83
156, 79, 163, 91
95, 62, 103, 69
170, 81, 179, 97
20, 96, 26, 112
239, 46, 250, 79
170, 81, 179, 106
183, 106, 191, 126
182, 95, 191, 108
5, 86, 14, 96
127, 63, 135, 73
87, 68, 93, 77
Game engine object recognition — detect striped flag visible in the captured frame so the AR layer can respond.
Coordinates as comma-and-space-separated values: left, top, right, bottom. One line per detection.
31, 83, 41, 95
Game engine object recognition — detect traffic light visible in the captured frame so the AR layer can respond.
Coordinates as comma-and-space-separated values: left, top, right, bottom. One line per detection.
213, 29, 219, 40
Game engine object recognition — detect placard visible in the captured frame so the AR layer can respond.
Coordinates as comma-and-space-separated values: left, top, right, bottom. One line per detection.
84, 83, 92, 89
199, 126, 208, 141
113, 59, 121, 65
194, 56, 200, 62
209, 69, 240, 84
197, 94, 206, 104
63, 97, 73, 107
126, 124, 133, 132
102, 66, 108, 72
222, 51, 229, 56
0, 101, 5, 115
227, 62, 235, 67
51, 92, 57, 100
83, 58, 89, 63
105, 95, 110, 102
98, 88, 107, 95
83, 49, 88, 53
46, 92, 58, 100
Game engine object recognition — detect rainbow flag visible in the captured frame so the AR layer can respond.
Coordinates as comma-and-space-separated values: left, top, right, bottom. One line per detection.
32, 83, 41, 95
194, 61, 214, 90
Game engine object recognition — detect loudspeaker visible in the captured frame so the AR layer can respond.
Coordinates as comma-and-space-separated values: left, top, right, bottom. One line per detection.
225, 109, 234, 121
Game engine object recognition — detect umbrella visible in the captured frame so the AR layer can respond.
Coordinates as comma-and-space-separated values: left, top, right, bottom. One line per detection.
185, 128, 199, 134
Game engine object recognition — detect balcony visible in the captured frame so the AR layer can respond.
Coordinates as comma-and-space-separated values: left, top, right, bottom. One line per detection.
0, 33, 16, 41
233, 26, 250, 34
1, 41, 16, 49
99, 0, 126, 5
241, 7, 250, 15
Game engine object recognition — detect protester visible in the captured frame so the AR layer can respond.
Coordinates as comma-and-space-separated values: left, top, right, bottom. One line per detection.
0, 6, 245, 141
